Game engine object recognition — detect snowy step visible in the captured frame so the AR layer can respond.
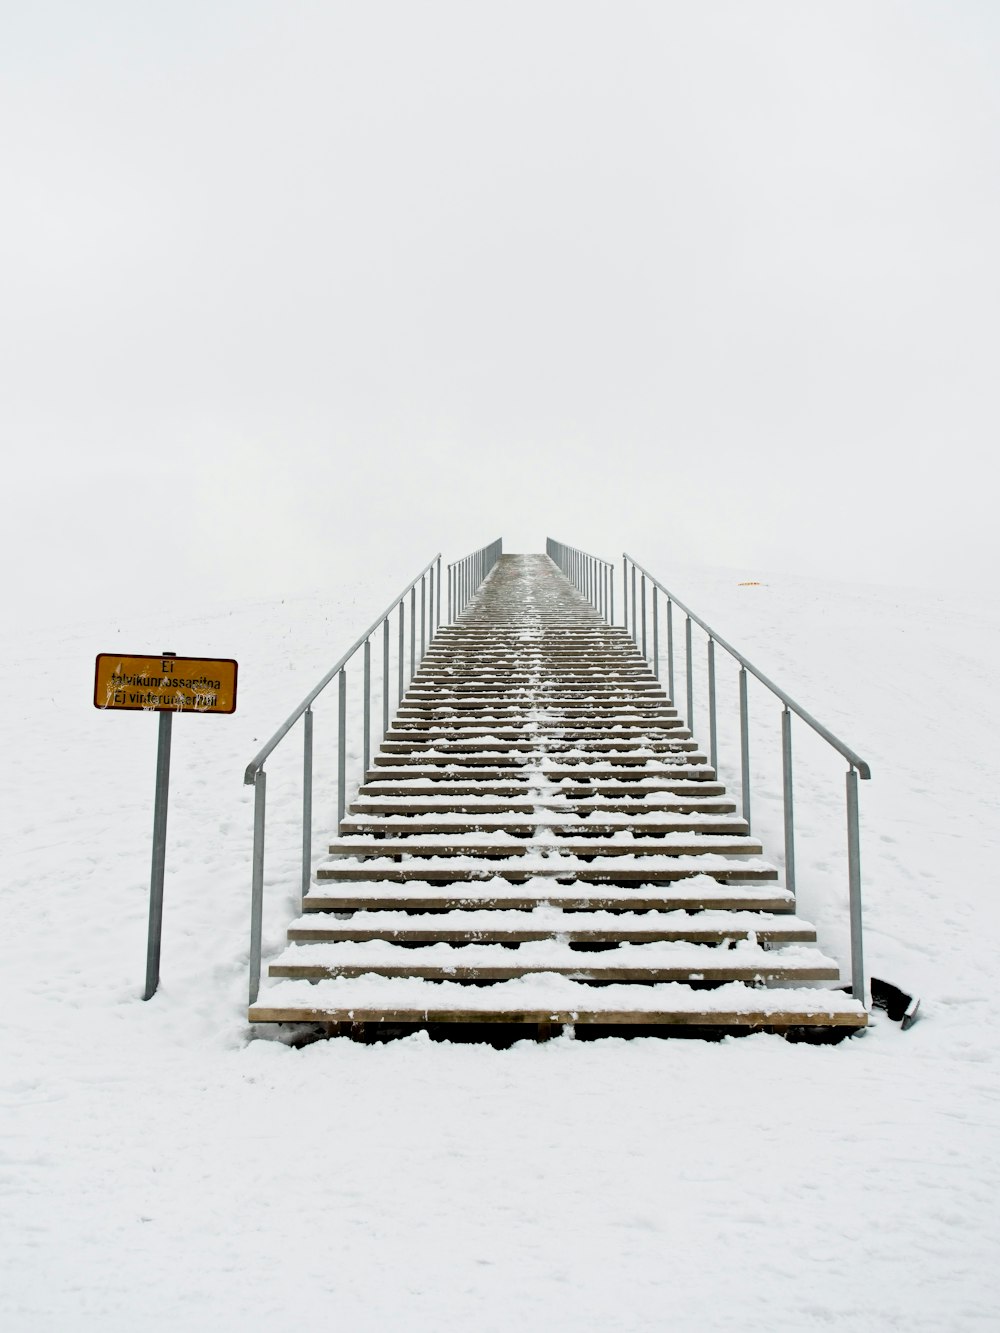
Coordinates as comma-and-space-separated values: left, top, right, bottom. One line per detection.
349, 796, 739, 815
326, 835, 765, 858
286, 906, 817, 944
304, 877, 791, 912
249, 976, 867, 1030
266, 939, 840, 983
361, 775, 730, 795
315, 854, 778, 883
340, 814, 750, 835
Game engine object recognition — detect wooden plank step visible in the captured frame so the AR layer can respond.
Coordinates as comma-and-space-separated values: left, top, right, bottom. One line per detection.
378, 739, 701, 754
303, 880, 793, 911
249, 977, 867, 1029
314, 858, 779, 883
370, 756, 713, 772
267, 940, 840, 983
286, 906, 817, 944
326, 836, 765, 858
340, 815, 751, 836
349, 797, 739, 814
361, 775, 729, 795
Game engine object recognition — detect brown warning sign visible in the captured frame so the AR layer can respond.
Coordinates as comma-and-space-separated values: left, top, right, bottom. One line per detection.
94, 654, 238, 714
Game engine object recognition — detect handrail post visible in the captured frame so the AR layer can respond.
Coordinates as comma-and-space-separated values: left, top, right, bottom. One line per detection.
652, 587, 659, 679
420, 574, 426, 661
362, 639, 371, 772
631, 564, 638, 644
641, 574, 648, 659
382, 616, 390, 739
436, 556, 442, 631
397, 600, 404, 703
302, 707, 313, 906
685, 614, 694, 730
739, 666, 751, 829
610, 564, 615, 626
782, 707, 796, 894
337, 667, 347, 833
707, 638, 717, 771
667, 599, 675, 702
249, 769, 266, 1006
847, 767, 865, 1002
622, 556, 628, 636
409, 585, 416, 681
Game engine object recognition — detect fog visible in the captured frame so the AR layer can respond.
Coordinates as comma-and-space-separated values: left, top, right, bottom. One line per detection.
4, 1, 998, 625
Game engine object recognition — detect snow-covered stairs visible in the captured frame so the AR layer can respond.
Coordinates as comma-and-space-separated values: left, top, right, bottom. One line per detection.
249, 554, 867, 1037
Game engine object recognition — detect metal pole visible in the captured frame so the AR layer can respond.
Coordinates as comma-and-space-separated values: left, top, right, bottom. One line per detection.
382, 616, 390, 738
397, 600, 404, 703
685, 615, 693, 730
436, 556, 442, 631
641, 574, 648, 659
363, 638, 371, 772
707, 638, 717, 772
782, 707, 796, 894
409, 585, 416, 681
337, 667, 347, 832
652, 588, 659, 679
302, 706, 313, 905
631, 564, 638, 644
248, 769, 266, 1006
420, 574, 426, 661
622, 557, 628, 636
143, 707, 173, 1000
847, 767, 865, 1002
610, 564, 615, 627
739, 666, 751, 829
667, 599, 675, 702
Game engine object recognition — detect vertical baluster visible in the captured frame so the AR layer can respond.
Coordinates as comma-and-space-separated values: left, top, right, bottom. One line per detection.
302, 706, 313, 906
409, 585, 416, 680
667, 598, 675, 702
363, 638, 371, 773
707, 638, 717, 772
337, 668, 347, 833
685, 615, 693, 730
782, 707, 796, 894
420, 574, 426, 662
652, 587, 659, 678
622, 557, 628, 636
397, 600, 404, 704
248, 769, 266, 1006
641, 574, 648, 660
739, 666, 751, 829
631, 564, 638, 644
382, 616, 390, 738
846, 767, 865, 1001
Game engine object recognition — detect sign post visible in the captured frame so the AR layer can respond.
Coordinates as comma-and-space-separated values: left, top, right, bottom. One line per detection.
94, 650, 238, 999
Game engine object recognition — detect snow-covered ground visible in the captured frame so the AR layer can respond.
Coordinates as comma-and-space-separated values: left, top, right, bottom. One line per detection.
3, 555, 998, 1331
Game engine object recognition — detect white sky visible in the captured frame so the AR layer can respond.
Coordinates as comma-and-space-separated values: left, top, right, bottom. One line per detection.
3, 1, 998, 623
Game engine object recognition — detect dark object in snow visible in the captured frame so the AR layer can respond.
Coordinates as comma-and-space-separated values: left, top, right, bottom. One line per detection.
871, 977, 920, 1030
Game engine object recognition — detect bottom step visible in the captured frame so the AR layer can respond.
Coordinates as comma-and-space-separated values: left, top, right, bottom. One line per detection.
250, 976, 867, 1029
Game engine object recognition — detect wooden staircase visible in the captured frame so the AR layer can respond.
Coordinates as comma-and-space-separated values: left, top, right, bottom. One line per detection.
249, 554, 867, 1039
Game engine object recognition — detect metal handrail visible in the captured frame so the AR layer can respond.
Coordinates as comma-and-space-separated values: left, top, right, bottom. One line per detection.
622, 550, 872, 1001
244, 551, 442, 1005
448, 538, 502, 620
546, 538, 615, 622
